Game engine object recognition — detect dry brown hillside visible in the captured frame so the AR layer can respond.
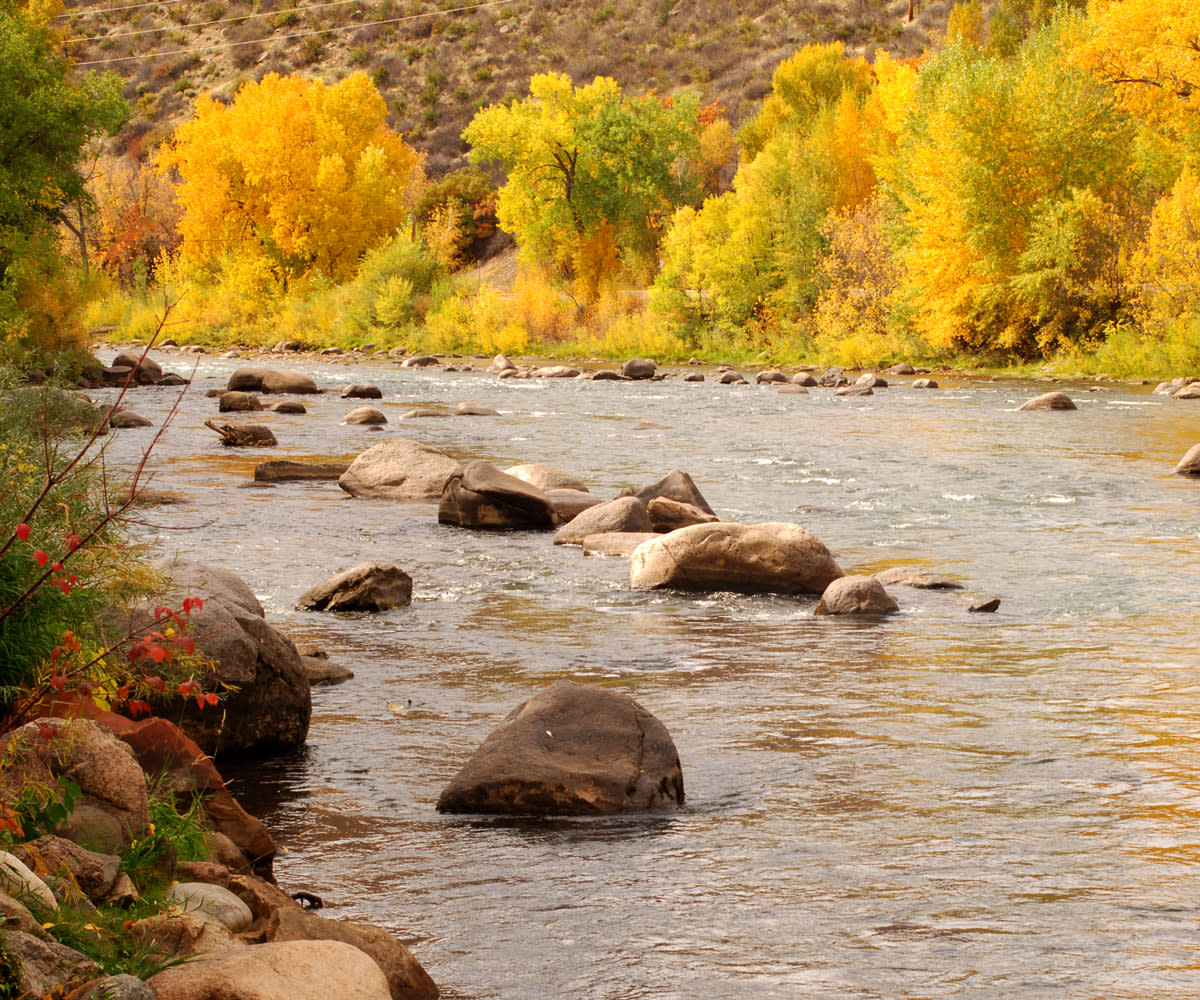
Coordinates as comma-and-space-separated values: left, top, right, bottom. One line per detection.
63, 0, 954, 176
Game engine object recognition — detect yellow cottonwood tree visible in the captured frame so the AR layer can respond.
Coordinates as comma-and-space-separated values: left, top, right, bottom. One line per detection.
157, 72, 425, 284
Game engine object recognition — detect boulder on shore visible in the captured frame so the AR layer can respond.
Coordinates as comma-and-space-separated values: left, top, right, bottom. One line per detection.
437, 681, 684, 815
815, 575, 899, 615
338, 438, 462, 500
438, 461, 557, 530
297, 563, 413, 613
630, 521, 842, 595
146, 559, 311, 759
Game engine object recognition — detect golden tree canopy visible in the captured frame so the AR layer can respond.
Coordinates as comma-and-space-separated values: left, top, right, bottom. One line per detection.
157, 72, 424, 283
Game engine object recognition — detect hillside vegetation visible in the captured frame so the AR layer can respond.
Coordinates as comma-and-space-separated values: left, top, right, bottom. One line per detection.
62, 0, 948, 173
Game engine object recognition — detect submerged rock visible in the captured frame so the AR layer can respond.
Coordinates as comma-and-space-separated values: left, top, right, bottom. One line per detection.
297, 563, 413, 613
1017, 390, 1076, 411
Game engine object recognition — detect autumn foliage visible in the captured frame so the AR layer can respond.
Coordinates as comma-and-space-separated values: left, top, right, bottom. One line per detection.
156, 72, 425, 285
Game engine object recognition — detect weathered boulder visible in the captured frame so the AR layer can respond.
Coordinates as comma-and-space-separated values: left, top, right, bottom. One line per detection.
755, 369, 788, 384
148, 559, 310, 759
455, 400, 501, 416
621, 358, 657, 380
835, 384, 873, 397
1017, 390, 1076, 411
338, 438, 462, 500
888, 362, 916, 375
532, 365, 579, 378
874, 566, 964, 590
402, 355, 439, 367
792, 373, 818, 387
109, 409, 153, 428
819, 368, 850, 387
630, 521, 843, 595
554, 496, 651, 545
633, 469, 715, 515
1175, 443, 1200, 475
261, 370, 319, 394
263, 908, 439, 1000
647, 496, 718, 533
219, 391, 263, 413
298, 563, 413, 613
855, 373, 888, 388
1174, 382, 1200, 399
10, 836, 120, 902
0, 718, 150, 853
489, 353, 518, 374
0, 852, 58, 911
296, 648, 355, 686
265, 400, 307, 414
129, 912, 246, 962
912, 378, 939, 389
72, 973, 157, 1000
342, 406, 387, 426
582, 532, 659, 557
147, 940, 394, 1000
342, 384, 382, 399
815, 575, 899, 615
545, 489, 603, 522
166, 882, 254, 932
504, 463, 587, 492
112, 350, 163, 385
438, 461, 557, 530
437, 681, 684, 815
777, 384, 808, 395
718, 370, 747, 384
2, 930, 100, 997
204, 420, 278, 447
254, 460, 348, 483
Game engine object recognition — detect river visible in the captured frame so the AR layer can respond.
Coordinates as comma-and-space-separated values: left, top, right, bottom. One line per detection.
96, 350, 1200, 999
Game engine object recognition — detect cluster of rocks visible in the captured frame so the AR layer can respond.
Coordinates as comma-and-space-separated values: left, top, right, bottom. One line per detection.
1154, 376, 1200, 399
0, 717, 436, 999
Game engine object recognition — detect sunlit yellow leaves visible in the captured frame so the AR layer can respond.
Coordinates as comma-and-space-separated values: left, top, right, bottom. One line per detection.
1130, 168, 1200, 334
156, 72, 424, 284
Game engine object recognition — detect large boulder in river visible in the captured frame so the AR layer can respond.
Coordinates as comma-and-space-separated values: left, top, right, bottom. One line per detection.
227, 367, 319, 395
633, 469, 715, 515
814, 575, 899, 615
630, 521, 842, 595
112, 350, 163, 385
1174, 443, 1200, 475
504, 463, 587, 492
621, 358, 657, 380
554, 495, 651, 545
338, 438, 462, 500
1017, 390, 1076, 411
148, 559, 310, 758
437, 681, 684, 815
297, 563, 413, 613
219, 391, 263, 413
438, 461, 557, 530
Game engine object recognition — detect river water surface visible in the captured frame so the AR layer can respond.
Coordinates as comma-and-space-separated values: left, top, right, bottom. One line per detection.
97, 352, 1200, 999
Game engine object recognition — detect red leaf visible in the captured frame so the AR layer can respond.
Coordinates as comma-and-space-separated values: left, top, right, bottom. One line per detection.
176, 636, 195, 655
203, 691, 220, 707
50, 675, 67, 693
37, 722, 57, 743
128, 700, 151, 718
148, 645, 166, 663
15, 523, 30, 541
33, 550, 48, 567
65, 533, 81, 551
144, 675, 167, 692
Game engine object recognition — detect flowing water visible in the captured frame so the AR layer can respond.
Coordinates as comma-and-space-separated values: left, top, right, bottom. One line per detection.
96, 352, 1200, 999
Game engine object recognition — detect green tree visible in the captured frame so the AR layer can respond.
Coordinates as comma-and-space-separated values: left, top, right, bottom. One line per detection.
0, 0, 126, 358
463, 73, 702, 300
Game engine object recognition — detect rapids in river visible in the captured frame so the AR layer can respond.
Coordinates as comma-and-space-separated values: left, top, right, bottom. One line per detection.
96, 351, 1200, 999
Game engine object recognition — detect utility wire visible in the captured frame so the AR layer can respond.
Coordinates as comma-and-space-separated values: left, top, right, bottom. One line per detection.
66, 0, 374, 42
72, 0, 517, 65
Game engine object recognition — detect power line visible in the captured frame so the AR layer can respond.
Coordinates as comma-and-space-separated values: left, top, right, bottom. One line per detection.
66, 0, 373, 43
71, 0, 517, 66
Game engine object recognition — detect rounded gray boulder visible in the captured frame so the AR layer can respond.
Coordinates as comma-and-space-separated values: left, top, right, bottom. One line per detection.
437, 681, 684, 815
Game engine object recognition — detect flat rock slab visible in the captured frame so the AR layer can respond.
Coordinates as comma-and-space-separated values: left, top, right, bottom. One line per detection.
338, 438, 462, 500
504, 463, 588, 492
630, 521, 842, 595
437, 681, 684, 815
254, 460, 349, 483
582, 532, 660, 556
873, 566, 965, 590
554, 496, 651, 545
